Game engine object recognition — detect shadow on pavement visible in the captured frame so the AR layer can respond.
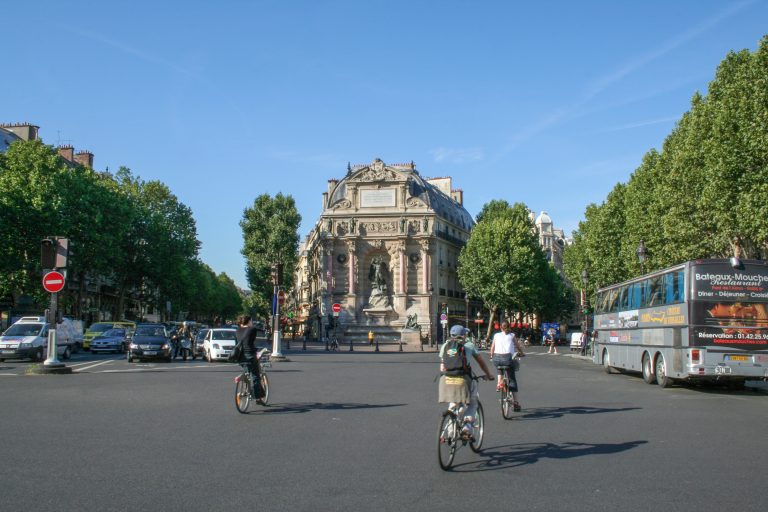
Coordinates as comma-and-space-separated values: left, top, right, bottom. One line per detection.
514, 405, 642, 421
451, 440, 648, 472
244, 401, 407, 415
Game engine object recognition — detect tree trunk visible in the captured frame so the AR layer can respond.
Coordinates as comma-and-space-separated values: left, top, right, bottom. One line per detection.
485, 306, 497, 340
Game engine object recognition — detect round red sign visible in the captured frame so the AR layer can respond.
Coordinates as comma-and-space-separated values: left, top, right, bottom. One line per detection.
42, 271, 65, 293
332, 303, 342, 313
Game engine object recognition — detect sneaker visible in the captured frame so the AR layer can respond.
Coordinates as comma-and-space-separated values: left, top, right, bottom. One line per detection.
461, 422, 472, 437
513, 402, 522, 412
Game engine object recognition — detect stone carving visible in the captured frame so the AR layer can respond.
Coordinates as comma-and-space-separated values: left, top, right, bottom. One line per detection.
349, 217, 357, 234
404, 313, 419, 330
360, 221, 397, 233
408, 220, 421, 234
399, 217, 406, 233
336, 222, 348, 236
423, 217, 429, 232
407, 197, 424, 207
333, 199, 352, 210
419, 238, 432, 253
356, 167, 398, 182
367, 256, 391, 308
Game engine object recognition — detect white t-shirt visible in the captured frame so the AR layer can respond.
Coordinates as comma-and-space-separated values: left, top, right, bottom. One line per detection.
492, 331, 516, 354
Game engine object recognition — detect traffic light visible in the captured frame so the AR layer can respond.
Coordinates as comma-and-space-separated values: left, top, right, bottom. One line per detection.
41, 238, 56, 269
41, 237, 70, 269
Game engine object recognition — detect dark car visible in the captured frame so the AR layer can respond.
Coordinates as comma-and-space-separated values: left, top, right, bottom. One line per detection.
127, 324, 171, 362
90, 328, 129, 354
193, 328, 209, 358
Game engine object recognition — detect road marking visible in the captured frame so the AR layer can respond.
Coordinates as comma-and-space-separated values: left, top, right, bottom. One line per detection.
73, 359, 117, 372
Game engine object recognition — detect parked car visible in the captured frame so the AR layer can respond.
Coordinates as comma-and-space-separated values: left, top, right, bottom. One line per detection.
203, 328, 238, 362
193, 328, 209, 358
127, 324, 171, 363
83, 321, 136, 350
0, 317, 73, 362
90, 328, 129, 354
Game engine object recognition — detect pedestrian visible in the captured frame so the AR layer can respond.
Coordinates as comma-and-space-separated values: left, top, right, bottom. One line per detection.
580, 330, 588, 356
547, 329, 558, 354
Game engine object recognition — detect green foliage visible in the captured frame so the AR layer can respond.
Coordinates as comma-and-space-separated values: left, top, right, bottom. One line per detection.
565, 35, 768, 299
240, 193, 301, 316
459, 201, 572, 322
0, 140, 236, 319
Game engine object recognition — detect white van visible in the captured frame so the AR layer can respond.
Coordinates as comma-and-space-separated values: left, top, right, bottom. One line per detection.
0, 317, 73, 362
569, 332, 585, 352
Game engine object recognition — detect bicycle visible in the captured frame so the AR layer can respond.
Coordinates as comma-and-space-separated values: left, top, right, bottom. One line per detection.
437, 374, 486, 470
234, 348, 271, 414
497, 351, 523, 419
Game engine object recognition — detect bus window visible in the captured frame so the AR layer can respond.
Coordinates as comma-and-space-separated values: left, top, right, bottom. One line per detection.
647, 276, 663, 307
607, 289, 619, 313
618, 286, 629, 311
596, 291, 606, 314
664, 270, 684, 304
629, 282, 643, 310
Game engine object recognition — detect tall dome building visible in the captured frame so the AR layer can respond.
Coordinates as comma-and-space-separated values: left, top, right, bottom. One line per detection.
294, 159, 475, 347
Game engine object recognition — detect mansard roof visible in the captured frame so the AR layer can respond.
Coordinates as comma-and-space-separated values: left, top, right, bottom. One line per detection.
326, 159, 474, 229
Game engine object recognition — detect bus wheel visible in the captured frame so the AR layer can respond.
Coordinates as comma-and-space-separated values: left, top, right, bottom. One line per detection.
642, 353, 656, 384
602, 349, 615, 374
655, 354, 672, 388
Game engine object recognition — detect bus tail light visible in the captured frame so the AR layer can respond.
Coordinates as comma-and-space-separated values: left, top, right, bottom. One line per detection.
691, 349, 703, 364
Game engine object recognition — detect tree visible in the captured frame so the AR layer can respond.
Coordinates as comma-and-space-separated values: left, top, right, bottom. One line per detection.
459, 201, 560, 337
240, 193, 301, 317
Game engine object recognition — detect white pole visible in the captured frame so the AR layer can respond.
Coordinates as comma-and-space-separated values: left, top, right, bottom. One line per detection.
44, 292, 61, 366
272, 285, 283, 357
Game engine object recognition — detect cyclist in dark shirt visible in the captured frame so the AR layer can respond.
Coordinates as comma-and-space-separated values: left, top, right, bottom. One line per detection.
236, 315, 262, 397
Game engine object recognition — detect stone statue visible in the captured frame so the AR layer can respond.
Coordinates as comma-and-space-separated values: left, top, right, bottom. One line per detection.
400, 217, 406, 233
423, 217, 429, 232
404, 313, 419, 330
367, 256, 390, 308
350, 217, 357, 234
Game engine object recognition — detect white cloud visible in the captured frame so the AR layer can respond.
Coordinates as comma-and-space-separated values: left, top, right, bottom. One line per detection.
430, 147, 484, 164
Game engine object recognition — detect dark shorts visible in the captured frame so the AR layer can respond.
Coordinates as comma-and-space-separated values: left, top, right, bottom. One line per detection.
492, 354, 519, 392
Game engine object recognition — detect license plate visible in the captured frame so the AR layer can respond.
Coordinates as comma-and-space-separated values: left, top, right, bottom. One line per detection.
728, 355, 749, 361
2, 350, 14, 354
144, 351, 156, 355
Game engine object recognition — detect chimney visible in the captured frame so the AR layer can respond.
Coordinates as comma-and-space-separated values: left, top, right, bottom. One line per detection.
58, 145, 74, 162
0, 123, 39, 141
328, 179, 338, 195
74, 150, 94, 168
451, 189, 464, 206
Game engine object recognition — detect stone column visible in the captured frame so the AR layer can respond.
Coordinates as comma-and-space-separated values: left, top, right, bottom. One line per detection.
347, 240, 357, 295
399, 243, 406, 294
420, 239, 431, 293
326, 244, 334, 293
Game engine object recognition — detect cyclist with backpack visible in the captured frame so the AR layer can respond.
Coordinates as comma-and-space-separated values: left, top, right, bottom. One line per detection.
439, 324, 494, 437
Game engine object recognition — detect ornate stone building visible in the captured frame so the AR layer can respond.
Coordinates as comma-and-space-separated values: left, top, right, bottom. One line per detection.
294, 159, 475, 346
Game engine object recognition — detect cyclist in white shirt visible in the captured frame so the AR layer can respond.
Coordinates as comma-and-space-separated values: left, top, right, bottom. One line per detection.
489, 321, 525, 411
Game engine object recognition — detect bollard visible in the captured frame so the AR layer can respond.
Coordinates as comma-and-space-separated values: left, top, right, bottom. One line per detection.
399, 337, 403, 352
375, 336, 379, 352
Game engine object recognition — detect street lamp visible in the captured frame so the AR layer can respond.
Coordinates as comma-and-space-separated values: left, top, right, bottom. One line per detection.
464, 294, 469, 331
636, 240, 647, 275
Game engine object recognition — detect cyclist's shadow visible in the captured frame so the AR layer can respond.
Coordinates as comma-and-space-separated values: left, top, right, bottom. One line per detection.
243, 402, 406, 415
450, 440, 648, 472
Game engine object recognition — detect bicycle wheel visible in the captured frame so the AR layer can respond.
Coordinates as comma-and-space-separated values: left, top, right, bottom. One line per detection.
438, 411, 458, 470
234, 373, 250, 413
470, 402, 484, 452
257, 373, 270, 405
501, 382, 513, 420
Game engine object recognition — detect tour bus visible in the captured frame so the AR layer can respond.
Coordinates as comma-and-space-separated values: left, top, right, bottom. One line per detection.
592, 258, 768, 388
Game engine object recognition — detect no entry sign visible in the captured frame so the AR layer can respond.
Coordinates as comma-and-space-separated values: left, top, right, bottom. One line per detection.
332, 303, 342, 316
42, 271, 65, 293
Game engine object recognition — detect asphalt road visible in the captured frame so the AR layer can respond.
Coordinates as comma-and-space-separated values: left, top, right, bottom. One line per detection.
1, 345, 766, 512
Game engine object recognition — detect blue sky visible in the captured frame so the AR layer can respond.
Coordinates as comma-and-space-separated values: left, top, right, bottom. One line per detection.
4, 0, 767, 289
